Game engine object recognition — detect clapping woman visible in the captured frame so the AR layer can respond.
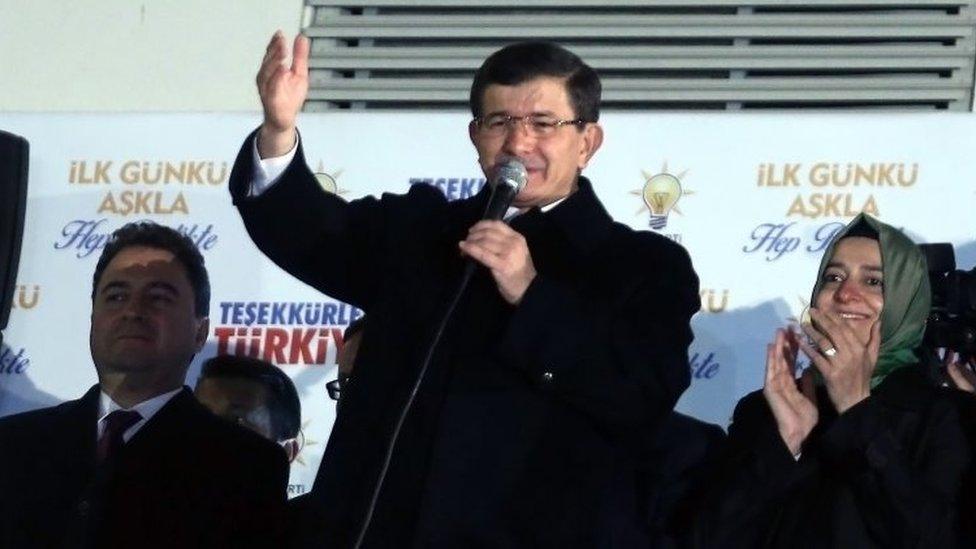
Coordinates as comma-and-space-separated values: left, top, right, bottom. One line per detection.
694, 213, 973, 548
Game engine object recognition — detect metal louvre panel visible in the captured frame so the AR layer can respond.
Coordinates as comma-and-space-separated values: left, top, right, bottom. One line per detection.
309, 45, 973, 70
310, 0, 970, 7
303, 1, 976, 111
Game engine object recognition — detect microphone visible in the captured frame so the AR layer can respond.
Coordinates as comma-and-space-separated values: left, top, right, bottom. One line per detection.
461, 158, 528, 280
481, 158, 528, 221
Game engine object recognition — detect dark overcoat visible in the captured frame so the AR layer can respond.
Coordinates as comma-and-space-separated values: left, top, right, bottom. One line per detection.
693, 366, 976, 548
230, 132, 700, 548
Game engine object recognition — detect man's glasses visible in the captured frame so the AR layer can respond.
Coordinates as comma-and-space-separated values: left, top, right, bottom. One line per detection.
473, 114, 585, 138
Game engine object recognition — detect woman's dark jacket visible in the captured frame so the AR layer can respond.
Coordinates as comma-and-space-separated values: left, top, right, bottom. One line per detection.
693, 365, 976, 548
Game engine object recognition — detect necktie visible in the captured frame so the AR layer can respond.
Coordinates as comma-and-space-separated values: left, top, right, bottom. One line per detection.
96, 410, 142, 463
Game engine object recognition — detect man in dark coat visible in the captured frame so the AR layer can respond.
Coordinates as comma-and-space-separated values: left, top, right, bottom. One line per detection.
233, 35, 700, 547
0, 222, 289, 549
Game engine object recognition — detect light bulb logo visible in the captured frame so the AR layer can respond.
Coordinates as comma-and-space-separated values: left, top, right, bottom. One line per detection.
630, 162, 693, 230
315, 173, 338, 194
642, 173, 682, 229
314, 161, 346, 196
290, 418, 320, 467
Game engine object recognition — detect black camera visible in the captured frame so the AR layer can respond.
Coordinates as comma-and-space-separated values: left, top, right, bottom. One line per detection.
920, 243, 976, 358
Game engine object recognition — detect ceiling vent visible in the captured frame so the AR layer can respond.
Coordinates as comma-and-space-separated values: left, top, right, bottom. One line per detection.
304, 1, 976, 111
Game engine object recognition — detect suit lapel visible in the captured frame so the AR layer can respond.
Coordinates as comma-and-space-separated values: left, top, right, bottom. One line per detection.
124, 387, 196, 455
55, 386, 101, 480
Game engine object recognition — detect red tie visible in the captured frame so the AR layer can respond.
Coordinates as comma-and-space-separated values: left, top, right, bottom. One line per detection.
97, 410, 142, 463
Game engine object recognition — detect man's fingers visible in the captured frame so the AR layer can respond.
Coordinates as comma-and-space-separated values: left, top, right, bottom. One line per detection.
264, 32, 286, 63
266, 30, 283, 54
464, 223, 526, 259
261, 31, 282, 69
262, 65, 289, 100
258, 32, 306, 93
462, 231, 511, 252
458, 239, 483, 259
292, 34, 310, 75
459, 239, 522, 271
258, 38, 288, 88
465, 242, 506, 260
458, 240, 501, 269
257, 55, 277, 88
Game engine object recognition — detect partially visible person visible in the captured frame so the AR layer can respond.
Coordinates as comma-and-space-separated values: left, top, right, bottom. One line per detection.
195, 354, 303, 461
0, 222, 288, 549
941, 349, 976, 546
694, 213, 974, 548
642, 412, 726, 549
293, 316, 365, 543
945, 349, 976, 393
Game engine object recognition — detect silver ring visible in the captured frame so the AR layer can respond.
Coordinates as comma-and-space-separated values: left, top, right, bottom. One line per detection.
822, 347, 837, 357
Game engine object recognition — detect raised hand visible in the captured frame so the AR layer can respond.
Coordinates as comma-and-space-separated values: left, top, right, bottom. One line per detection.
763, 327, 818, 456
799, 308, 878, 414
458, 220, 537, 305
255, 31, 310, 158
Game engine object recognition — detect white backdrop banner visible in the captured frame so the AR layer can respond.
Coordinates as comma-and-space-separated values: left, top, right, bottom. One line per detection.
1, 112, 975, 495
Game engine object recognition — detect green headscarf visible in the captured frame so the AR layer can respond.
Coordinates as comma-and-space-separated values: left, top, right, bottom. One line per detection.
809, 213, 931, 388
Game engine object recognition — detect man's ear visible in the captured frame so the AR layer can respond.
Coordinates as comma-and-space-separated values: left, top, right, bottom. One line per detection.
282, 438, 300, 462
578, 123, 604, 170
468, 119, 478, 146
194, 317, 210, 351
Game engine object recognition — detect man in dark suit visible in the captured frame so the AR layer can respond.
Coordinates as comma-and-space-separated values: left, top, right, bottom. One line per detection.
0, 222, 289, 548
232, 36, 699, 547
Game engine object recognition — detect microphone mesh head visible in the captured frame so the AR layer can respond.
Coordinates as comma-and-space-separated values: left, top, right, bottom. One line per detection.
494, 159, 528, 194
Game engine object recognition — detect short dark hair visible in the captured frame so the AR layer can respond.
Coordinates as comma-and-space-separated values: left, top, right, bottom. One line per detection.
200, 355, 302, 441
469, 41, 601, 123
91, 222, 210, 317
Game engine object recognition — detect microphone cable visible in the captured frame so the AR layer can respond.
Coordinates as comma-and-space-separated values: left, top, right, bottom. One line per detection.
351, 160, 526, 549
351, 260, 475, 549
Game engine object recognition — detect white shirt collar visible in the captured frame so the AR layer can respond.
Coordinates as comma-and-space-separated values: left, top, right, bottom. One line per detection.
98, 387, 182, 442
503, 195, 568, 221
